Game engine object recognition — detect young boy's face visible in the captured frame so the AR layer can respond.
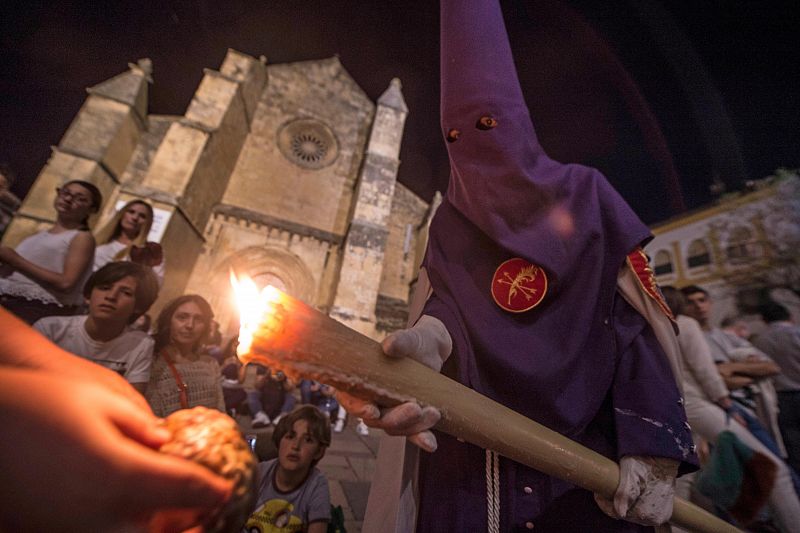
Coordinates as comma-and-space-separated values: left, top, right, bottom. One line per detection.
87, 275, 138, 324
278, 419, 324, 474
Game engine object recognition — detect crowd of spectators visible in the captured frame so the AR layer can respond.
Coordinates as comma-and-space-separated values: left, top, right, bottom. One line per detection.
663, 283, 800, 530
0, 189, 355, 530
0, 187, 358, 435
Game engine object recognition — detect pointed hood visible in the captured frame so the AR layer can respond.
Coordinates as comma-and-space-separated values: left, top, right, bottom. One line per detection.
438, 0, 649, 281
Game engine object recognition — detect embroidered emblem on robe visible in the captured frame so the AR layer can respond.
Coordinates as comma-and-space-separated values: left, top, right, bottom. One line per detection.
626, 247, 675, 322
491, 258, 548, 312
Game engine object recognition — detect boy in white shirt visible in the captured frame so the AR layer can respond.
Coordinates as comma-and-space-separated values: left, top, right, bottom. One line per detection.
34, 261, 159, 393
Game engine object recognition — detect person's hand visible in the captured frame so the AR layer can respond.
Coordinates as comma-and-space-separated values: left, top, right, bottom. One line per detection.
716, 396, 748, 427
43, 346, 152, 410
336, 314, 452, 452
0, 244, 15, 263
0, 246, 18, 275
0, 367, 232, 533
594, 455, 678, 526
722, 374, 754, 391
716, 362, 735, 378
696, 439, 711, 464
130, 241, 164, 267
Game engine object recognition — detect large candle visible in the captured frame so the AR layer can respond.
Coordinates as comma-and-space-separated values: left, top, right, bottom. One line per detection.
232, 276, 738, 533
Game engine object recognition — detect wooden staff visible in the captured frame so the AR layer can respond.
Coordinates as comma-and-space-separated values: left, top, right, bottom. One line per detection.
235, 283, 739, 533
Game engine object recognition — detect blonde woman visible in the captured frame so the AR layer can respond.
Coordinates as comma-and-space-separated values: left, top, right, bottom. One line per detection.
94, 199, 164, 283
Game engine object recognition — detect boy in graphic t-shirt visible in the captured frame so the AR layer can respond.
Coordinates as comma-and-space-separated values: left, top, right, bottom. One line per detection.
33, 261, 159, 393
244, 405, 331, 533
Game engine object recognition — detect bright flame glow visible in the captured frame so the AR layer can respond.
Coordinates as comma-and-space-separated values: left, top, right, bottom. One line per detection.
230, 271, 282, 356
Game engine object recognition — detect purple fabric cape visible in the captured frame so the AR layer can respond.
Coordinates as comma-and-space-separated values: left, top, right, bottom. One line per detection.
413, 0, 696, 530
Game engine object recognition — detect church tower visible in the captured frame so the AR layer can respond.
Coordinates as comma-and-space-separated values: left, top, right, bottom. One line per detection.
330, 79, 409, 336
2, 60, 151, 246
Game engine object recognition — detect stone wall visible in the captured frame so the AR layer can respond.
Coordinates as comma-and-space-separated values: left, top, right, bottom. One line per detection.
376, 184, 428, 332
221, 57, 374, 238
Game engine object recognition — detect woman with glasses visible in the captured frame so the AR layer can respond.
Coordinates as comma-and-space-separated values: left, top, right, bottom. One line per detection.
94, 199, 164, 284
0, 180, 102, 324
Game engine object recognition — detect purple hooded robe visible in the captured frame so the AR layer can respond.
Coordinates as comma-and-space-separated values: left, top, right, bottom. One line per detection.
409, 0, 697, 531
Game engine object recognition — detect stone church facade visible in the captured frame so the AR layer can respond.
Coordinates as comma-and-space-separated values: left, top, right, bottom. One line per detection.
3, 50, 432, 339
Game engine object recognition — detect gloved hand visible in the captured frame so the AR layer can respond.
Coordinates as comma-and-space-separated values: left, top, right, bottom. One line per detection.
336, 314, 452, 452
594, 455, 679, 526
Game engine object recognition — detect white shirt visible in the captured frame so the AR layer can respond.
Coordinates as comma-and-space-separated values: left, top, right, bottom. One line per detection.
34, 315, 154, 384
675, 315, 729, 403
754, 322, 800, 392
0, 229, 92, 306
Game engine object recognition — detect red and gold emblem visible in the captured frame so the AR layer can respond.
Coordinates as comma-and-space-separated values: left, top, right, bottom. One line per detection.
491, 258, 548, 313
626, 247, 675, 322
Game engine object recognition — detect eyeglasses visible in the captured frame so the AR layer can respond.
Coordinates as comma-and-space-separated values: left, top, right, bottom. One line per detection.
55, 187, 92, 206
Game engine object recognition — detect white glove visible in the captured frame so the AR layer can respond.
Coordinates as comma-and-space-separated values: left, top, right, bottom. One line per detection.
594, 455, 678, 526
336, 314, 452, 452
381, 314, 452, 372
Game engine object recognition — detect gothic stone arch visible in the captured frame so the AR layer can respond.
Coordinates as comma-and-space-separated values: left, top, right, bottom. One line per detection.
212, 246, 316, 334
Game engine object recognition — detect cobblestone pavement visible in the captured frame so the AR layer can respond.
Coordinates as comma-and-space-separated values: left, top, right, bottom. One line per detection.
238, 414, 382, 533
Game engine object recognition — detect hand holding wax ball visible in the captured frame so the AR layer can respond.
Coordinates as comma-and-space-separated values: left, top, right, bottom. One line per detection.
155, 407, 256, 533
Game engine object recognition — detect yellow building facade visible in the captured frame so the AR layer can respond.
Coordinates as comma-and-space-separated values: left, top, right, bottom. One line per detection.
645, 173, 800, 325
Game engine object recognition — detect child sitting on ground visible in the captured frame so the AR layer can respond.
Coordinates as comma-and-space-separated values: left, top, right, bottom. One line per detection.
241, 362, 271, 428
244, 405, 331, 533
33, 261, 159, 393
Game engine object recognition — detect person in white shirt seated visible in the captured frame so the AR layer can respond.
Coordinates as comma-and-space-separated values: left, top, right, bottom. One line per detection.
93, 199, 164, 285
33, 261, 160, 394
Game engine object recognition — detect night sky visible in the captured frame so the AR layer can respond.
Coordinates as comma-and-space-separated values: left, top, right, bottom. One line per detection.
1, 0, 797, 225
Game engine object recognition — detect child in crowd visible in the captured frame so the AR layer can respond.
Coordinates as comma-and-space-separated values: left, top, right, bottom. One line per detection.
242, 362, 272, 428
220, 350, 297, 429
33, 261, 160, 393
260, 369, 297, 427
244, 405, 331, 533
304, 380, 347, 434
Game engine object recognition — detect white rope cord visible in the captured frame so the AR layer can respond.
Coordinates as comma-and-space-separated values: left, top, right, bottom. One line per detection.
485, 449, 500, 533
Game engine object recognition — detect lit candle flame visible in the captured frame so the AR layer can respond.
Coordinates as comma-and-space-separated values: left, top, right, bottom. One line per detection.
230, 271, 282, 357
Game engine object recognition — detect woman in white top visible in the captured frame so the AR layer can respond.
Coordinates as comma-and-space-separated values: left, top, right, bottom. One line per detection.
94, 199, 164, 284
145, 294, 224, 417
0, 180, 102, 324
